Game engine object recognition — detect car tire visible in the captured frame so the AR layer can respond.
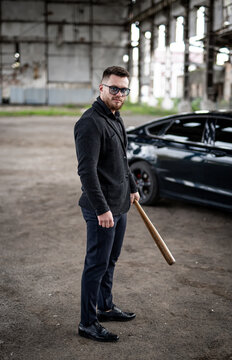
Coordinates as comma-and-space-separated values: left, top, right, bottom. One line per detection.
130, 161, 159, 205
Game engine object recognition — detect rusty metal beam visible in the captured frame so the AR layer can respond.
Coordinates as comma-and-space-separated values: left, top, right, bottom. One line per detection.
3, 0, 131, 4
47, 0, 131, 4
129, 0, 178, 23
0, 37, 126, 48
46, 0, 131, 4
0, 38, 94, 44
1, 19, 127, 27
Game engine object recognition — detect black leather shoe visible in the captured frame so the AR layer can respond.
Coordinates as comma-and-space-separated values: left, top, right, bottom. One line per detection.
78, 321, 119, 342
97, 305, 136, 322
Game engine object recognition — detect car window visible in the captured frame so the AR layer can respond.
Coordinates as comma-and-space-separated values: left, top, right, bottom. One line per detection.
147, 122, 168, 136
214, 119, 232, 149
162, 118, 206, 143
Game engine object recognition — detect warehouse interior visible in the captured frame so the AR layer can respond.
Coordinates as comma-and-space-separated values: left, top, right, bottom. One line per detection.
0, 0, 231, 109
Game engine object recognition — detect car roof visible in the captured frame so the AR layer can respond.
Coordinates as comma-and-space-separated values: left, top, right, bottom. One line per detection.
126, 110, 232, 133
181, 110, 232, 117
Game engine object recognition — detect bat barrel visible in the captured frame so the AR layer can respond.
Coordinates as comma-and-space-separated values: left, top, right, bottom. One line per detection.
134, 200, 175, 266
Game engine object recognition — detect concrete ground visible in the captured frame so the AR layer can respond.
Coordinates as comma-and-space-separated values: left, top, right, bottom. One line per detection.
0, 113, 231, 360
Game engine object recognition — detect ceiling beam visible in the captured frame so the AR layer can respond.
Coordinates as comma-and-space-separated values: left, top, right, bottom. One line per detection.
129, 0, 178, 23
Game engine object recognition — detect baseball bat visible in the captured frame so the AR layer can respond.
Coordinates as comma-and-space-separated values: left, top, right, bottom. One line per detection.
134, 200, 175, 265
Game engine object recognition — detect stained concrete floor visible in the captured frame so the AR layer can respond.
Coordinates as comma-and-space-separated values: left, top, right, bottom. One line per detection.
0, 113, 231, 360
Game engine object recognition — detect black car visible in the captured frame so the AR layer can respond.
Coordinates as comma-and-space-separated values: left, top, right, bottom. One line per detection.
127, 111, 232, 212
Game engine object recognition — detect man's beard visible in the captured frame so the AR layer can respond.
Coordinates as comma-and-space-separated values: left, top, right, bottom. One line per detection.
105, 98, 124, 112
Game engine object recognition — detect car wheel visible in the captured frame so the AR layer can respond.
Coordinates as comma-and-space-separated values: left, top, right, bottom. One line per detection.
130, 161, 159, 205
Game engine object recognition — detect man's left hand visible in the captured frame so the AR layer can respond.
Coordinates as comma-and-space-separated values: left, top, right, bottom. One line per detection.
130, 192, 140, 205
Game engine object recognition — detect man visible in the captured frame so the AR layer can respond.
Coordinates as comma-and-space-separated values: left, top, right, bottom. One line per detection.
74, 66, 140, 342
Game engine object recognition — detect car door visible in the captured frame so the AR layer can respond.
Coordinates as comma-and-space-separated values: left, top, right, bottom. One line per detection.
149, 115, 209, 202
201, 116, 232, 210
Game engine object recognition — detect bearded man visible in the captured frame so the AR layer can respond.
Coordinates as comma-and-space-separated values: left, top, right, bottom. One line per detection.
74, 66, 139, 342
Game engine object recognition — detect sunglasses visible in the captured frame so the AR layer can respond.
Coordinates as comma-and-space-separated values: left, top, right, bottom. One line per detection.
102, 84, 130, 96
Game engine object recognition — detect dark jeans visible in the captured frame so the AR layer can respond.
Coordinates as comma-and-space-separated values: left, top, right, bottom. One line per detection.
80, 207, 127, 326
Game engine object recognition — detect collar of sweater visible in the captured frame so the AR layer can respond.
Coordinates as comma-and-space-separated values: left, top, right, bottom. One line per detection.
94, 96, 121, 120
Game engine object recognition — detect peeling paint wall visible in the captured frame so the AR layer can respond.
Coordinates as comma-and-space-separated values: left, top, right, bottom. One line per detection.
0, 0, 130, 104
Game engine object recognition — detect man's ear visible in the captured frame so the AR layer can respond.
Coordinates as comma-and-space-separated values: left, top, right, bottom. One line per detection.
99, 83, 103, 93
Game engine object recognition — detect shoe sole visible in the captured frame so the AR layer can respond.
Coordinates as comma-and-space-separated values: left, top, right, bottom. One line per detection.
97, 315, 136, 322
78, 329, 119, 342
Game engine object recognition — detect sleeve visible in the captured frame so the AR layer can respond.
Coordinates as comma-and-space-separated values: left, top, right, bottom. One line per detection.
129, 170, 138, 193
118, 116, 138, 194
74, 116, 110, 215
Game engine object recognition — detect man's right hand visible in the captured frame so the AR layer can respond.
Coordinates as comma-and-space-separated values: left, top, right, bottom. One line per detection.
97, 211, 114, 228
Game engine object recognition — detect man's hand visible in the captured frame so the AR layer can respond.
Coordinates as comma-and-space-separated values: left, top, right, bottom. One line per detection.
130, 192, 140, 205
97, 211, 114, 228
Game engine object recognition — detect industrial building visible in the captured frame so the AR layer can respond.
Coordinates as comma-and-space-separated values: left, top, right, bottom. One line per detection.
0, 0, 231, 109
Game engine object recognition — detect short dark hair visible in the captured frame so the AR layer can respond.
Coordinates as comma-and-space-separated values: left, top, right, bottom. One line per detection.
101, 66, 130, 82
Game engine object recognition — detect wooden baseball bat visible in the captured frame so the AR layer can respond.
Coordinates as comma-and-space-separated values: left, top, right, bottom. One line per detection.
134, 200, 175, 265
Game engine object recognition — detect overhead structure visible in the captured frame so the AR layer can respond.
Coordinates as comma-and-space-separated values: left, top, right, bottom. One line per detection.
129, 0, 232, 109
0, 0, 231, 107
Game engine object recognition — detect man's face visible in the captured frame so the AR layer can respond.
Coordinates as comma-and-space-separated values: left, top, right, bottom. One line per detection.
99, 74, 129, 113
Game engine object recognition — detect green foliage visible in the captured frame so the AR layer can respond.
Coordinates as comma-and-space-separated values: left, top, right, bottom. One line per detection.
217, 99, 230, 109
156, 97, 163, 108
0, 107, 82, 117
122, 101, 176, 116
0, 102, 178, 117
172, 98, 181, 111
191, 98, 201, 111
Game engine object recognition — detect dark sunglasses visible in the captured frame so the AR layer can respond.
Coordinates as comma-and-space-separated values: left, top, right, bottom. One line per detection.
102, 84, 130, 96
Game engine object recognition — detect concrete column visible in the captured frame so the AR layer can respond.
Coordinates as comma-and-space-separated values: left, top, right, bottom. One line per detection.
138, 22, 145, 103
201, 0, 216, 110
224, 62, 232, 103
162, 10, 173, 110
178, 1, 191, 112
138, 21, 151, 103
148, 17, 158, 106
44, 0, 49, 105
162, 45, 174, 109
0, 0, 2, 103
